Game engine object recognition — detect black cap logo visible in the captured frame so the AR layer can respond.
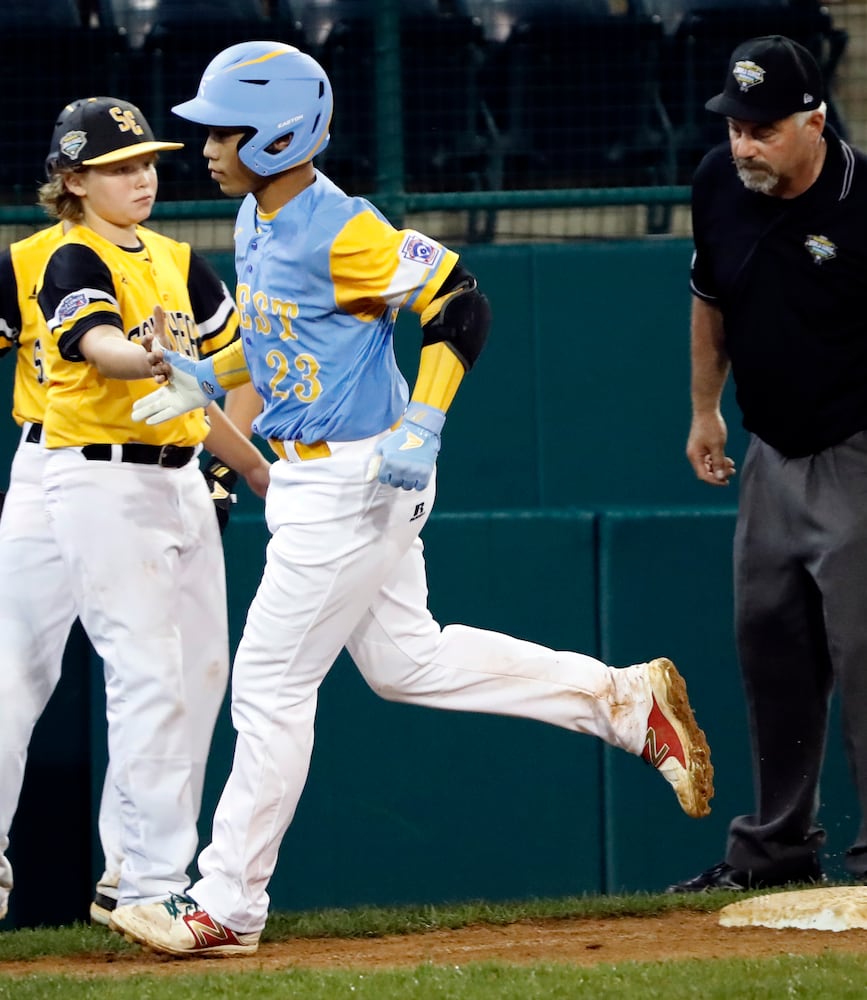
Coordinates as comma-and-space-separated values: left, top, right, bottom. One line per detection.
732, 60, 765, 93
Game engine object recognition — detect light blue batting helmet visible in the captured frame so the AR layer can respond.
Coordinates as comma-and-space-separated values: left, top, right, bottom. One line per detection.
172, 41, 332, 176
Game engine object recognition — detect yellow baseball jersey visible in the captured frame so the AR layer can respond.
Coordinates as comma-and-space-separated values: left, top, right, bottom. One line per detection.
0, 223, 66, 426
38, 224, 239, 448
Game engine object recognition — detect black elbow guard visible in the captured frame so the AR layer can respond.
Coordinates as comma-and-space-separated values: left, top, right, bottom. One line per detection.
420, 264, 491, 371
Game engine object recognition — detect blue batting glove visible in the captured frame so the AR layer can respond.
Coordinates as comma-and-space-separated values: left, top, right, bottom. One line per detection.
162, 348, 226, 401
367, 402, 445, 491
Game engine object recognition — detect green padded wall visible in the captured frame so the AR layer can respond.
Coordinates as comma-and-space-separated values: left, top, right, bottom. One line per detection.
209, 239, 750, 517
599, 509, 854, 893
0, 240, 767, 926
202, 509, 603, 911
0, 239, 749, 512
398, 240, 749, 513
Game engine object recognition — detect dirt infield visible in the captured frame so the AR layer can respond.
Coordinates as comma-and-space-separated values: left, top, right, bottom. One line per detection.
3, 911, 867, 978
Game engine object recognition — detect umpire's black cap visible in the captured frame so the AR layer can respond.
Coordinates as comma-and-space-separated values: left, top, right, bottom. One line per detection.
705, 35, 824, 123
45, 97, 183, 177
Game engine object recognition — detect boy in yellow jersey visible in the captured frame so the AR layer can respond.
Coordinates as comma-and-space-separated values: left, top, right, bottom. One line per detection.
29, 96, 270, 918
0, 221, 126, 928
111, 44, 713, 957
0, 221, 262, 928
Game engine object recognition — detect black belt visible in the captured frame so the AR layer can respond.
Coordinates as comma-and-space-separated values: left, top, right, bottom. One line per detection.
81, 443, 196, 468
25, 423, 42, 444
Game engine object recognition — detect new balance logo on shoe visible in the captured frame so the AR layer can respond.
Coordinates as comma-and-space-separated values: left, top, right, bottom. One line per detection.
184, 909, 247, 949
643, 727, 671, 769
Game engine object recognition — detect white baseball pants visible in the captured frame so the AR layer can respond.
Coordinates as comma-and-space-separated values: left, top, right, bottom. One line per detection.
192, 433, 653, 932
43, 446, 229, 907
0, 426, 131, 912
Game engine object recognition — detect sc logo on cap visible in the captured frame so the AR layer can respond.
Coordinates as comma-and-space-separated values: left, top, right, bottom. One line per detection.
109, 106, 144, 136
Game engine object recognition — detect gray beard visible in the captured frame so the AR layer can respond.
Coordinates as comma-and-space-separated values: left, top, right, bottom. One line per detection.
735, 161, 779, 195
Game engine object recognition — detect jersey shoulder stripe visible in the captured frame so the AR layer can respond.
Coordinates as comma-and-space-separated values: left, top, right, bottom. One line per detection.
328, 208, 458, 319
39, 239, 122, 360
186, 251, 239, 354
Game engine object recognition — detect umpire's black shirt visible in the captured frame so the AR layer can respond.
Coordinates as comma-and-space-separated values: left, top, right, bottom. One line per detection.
691, 127, 867, 458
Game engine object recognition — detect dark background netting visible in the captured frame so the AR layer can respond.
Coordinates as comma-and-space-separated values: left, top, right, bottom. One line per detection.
0, 1, 861, 240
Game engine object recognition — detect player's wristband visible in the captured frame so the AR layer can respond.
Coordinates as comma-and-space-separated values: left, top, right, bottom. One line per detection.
164, 348, 227, 401
404, 401, 446, 436
196, 355, 226, 400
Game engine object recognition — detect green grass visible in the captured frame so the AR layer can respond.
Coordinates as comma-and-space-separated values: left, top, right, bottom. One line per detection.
0, 889, 724, 961
2, 957, 867, 1000
262, 889, 723, 940
0, 890, 862, 999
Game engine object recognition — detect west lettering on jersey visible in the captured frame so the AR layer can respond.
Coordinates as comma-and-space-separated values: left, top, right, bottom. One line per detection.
237, 283, 299, 341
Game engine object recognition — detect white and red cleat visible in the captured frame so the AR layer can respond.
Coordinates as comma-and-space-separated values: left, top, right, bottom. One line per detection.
641, 657, 714, 818
109, 893, 260, 958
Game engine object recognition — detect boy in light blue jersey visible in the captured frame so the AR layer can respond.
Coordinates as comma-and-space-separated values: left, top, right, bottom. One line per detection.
232, 171, 458, 446
111, 42, 714, 957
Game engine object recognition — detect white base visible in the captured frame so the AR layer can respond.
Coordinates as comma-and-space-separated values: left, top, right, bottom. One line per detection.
719, 887, 867, 931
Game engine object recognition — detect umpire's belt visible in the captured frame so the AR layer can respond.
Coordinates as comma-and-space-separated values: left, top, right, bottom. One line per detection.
81, 443, 196, 468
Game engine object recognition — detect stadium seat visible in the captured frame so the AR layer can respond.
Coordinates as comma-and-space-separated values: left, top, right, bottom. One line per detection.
293, 0, 374, 50
459, 0, 522, 43
95, 0, 154, 47
482, 1, 676, 197
3, 0, 81, 28
317, 0, 501, 220
133, 0, 306, 198
463, 0, 609, 42
0, 10, 130, 200
634, 0, 849, 180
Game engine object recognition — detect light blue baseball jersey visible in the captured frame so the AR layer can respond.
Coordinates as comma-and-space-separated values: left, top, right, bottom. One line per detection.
233, 171, 458, 444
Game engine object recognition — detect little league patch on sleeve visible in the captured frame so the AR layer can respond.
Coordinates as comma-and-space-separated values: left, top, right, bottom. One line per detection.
399, 234, 442, 268
57, 291, 89, 322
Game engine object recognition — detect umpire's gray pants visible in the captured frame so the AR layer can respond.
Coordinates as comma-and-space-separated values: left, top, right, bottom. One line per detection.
727, 429, 867, 879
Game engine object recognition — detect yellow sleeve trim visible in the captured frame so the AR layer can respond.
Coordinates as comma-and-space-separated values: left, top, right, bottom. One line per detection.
212, 339, 251, 391
411, 342, 464, 413
412, 251, 460, 315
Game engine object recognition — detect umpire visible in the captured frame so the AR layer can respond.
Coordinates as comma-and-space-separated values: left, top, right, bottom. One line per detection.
671, 35, 867, 892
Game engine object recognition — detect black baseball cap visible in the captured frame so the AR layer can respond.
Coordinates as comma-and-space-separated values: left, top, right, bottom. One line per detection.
705, 35, 824, 123
45, 97, 183, 176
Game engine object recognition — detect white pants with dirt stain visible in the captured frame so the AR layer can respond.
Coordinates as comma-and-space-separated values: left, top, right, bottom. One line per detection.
0, 427, 121, 914
191, 432, 653, 933
43, 445, 229, 907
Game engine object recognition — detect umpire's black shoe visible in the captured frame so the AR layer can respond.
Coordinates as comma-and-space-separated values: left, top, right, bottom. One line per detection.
666, 857, 825, 893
